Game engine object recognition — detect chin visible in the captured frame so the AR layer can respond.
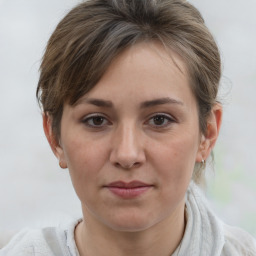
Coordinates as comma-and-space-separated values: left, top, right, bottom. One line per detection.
103, 211, 161, 233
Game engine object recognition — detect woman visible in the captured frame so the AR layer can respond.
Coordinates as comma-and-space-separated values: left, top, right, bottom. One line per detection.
1, 0, 256, 255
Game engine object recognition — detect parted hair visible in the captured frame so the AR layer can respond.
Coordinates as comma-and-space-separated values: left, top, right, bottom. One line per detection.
36, 0, 221, 182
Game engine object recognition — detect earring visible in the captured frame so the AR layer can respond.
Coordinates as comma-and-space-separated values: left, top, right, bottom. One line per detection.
59, 160, 67, 169
201, 158, 206, 169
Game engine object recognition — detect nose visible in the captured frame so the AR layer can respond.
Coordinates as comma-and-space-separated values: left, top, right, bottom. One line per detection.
109, 124, 146, 170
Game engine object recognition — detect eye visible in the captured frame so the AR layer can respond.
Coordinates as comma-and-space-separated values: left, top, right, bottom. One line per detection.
147, 114, 175, 128
82, 114, 110, 128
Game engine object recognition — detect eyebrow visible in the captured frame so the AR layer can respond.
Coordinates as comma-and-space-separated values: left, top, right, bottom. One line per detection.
140, 97, 184, 108
75, 97, 183, 108
75, 98, 113, 108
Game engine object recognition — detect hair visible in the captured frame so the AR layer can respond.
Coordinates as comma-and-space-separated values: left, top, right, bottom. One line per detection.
36, 0, 221, 183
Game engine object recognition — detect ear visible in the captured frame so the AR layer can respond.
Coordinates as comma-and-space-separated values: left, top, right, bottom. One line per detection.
196, 103, 222, 162
43, 113, 67, 169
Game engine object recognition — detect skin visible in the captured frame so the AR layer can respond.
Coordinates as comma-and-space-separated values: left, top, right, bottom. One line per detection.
44, 42, 222, 256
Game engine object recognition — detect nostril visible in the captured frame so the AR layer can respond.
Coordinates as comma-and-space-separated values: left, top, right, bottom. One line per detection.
114, 161, 141, 170
133, 162, 140, 167
114, 162, 121, 168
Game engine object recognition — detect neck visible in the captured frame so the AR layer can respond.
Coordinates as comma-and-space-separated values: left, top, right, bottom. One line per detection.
75, 202, 186, 256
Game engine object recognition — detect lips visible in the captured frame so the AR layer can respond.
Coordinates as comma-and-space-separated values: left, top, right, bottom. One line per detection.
104, 181, 153, 199
107, 181, 151, 188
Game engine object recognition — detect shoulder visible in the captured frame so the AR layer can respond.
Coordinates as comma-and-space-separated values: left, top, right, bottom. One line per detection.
0, 219, 81, 256
186, 183, 256, 256
0, 228, 51, 256
222, 224, 256, 256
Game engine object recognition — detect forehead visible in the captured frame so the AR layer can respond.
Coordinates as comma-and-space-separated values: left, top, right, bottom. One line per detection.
77, 42, 194, 106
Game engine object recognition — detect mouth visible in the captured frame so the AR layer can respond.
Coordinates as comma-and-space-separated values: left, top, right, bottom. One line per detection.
104, 181, 153, 199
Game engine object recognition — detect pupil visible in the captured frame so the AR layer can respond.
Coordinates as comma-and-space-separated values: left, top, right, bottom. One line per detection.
93, 117, 103, 125
154, 116, 164, 125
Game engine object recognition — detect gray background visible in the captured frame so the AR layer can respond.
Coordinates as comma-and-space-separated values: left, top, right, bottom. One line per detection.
0, 0, 256, 247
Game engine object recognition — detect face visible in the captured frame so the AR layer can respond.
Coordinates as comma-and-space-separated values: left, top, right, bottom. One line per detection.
49, 42, 208, 232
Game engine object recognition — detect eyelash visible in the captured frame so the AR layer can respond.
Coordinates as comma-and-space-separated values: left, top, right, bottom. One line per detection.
82, 114, 111, 128
81, 113, 175, 129
146, 113, 175, 128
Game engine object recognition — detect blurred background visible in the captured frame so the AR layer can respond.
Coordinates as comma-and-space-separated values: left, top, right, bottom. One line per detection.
0, 0, 256, 247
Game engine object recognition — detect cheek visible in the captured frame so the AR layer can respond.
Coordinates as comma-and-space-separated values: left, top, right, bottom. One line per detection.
62, 137, 108, 193
150, 138, 197, 210
150, 132, 199, 184
63, 133, 106, 168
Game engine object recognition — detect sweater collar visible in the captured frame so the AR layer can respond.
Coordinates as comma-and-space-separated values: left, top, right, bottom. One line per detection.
173, 182, 225, 256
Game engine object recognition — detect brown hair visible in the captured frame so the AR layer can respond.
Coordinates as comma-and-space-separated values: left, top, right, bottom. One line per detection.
37, 0, 221, 181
